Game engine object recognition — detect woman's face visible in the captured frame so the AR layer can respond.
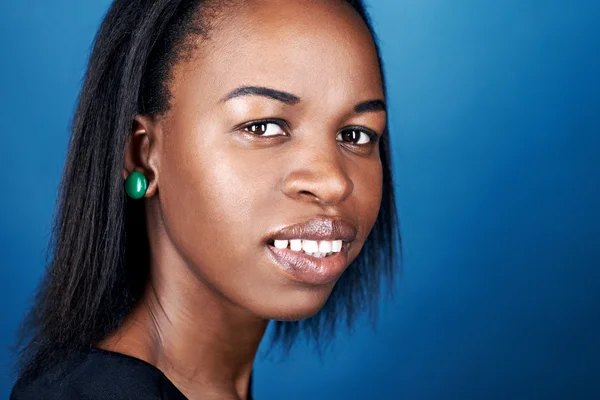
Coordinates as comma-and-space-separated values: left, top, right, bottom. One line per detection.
150, 0, 385, 320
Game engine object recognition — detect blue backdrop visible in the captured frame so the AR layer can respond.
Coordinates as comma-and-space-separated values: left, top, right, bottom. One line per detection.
1, 0, 599, 398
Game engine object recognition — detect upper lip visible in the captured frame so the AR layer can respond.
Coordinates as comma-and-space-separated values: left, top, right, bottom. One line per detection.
265, 216, 358, 243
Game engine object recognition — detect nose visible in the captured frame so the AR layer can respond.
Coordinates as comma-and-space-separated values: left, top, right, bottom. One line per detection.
281, 141, 353, 206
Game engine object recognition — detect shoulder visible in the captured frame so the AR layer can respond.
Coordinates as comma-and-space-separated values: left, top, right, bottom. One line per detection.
10, 348, 186, 400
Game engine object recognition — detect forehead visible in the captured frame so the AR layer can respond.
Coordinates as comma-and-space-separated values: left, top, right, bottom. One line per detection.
171, 0, 383, 107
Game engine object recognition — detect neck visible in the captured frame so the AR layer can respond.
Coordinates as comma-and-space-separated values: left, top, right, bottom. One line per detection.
97, 245, 268, 400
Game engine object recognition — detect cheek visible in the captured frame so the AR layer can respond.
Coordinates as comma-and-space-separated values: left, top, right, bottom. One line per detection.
158, 129, 272, 282
352, 158, 383, 245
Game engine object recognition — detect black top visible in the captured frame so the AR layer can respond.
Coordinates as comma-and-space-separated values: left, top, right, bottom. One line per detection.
10, 347, 254, 399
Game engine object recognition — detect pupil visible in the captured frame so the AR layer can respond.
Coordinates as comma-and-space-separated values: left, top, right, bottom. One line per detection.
344, 130, 359, 142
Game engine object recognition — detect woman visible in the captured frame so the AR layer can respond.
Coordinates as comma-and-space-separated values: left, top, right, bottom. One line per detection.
11, 0, 400, 398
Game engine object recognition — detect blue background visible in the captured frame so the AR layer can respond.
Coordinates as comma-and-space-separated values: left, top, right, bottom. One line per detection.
1, 0, 599, 398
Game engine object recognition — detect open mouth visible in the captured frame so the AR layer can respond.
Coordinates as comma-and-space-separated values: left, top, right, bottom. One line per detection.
263, 217, 357, 284
266, 238, 345, 259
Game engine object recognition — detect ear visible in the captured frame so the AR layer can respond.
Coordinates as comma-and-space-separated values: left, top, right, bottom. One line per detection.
123, 115, 161, 198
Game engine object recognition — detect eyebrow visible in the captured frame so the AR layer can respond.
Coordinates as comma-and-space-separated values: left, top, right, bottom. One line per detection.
221, 86, 300, 105
354, 99, 386, 114
221, 85, 386, 114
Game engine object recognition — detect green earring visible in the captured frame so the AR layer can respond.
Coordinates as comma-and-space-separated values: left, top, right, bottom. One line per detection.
125, 171, 148, 199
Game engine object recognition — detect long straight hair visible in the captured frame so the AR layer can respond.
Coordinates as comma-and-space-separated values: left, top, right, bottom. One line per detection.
13, 0, 401, 383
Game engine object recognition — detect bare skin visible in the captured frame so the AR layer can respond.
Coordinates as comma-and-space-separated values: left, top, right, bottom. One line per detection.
97, 1, 386, 399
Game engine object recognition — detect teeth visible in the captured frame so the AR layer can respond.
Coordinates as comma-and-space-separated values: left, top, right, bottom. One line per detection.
274, 240, 288, 249
272, 239, 344, 256
319, 240, 332, 253
332, 240, 343, 252
290, 239, 302, 251
302, 240, 319, 253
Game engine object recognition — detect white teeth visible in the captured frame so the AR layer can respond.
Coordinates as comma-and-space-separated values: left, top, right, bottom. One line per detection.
272, 238, 343, 256
290, 239, 302, 251
332, 240, 343, 252
302, 240, 319, 253
318, 240, 332, 253
274, 240, 288, 249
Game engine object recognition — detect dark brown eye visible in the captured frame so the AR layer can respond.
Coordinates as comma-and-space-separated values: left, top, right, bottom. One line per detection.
248, 123, 267, 134
243, 122, 285, 136
336, 128, 373, 145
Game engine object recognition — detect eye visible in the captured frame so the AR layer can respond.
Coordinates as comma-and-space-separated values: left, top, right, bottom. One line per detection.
336, 127, 377, 145
243, 121, 286, 137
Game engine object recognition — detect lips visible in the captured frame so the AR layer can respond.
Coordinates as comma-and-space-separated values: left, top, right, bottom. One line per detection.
264, 216, 358, 285
265, 216, 358, 243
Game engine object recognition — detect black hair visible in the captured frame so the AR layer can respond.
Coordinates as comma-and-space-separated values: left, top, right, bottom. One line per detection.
12, 0, 401, 383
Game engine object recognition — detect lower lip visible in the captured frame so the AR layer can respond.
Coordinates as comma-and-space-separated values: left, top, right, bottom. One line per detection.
266, 244, 350, 285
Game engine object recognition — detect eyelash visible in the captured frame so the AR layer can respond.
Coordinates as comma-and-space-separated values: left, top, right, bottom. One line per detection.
339, 125, 380, 144
239, 119, 379, 144
239, 118, 289, 135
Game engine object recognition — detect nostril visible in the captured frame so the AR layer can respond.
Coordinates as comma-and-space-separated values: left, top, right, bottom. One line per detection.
299, 190, 320, 200
281, 168, 352, 205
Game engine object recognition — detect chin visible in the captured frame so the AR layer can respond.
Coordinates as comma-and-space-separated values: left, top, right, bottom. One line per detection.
268, 305, 325, 322
250, 283, 336, 321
